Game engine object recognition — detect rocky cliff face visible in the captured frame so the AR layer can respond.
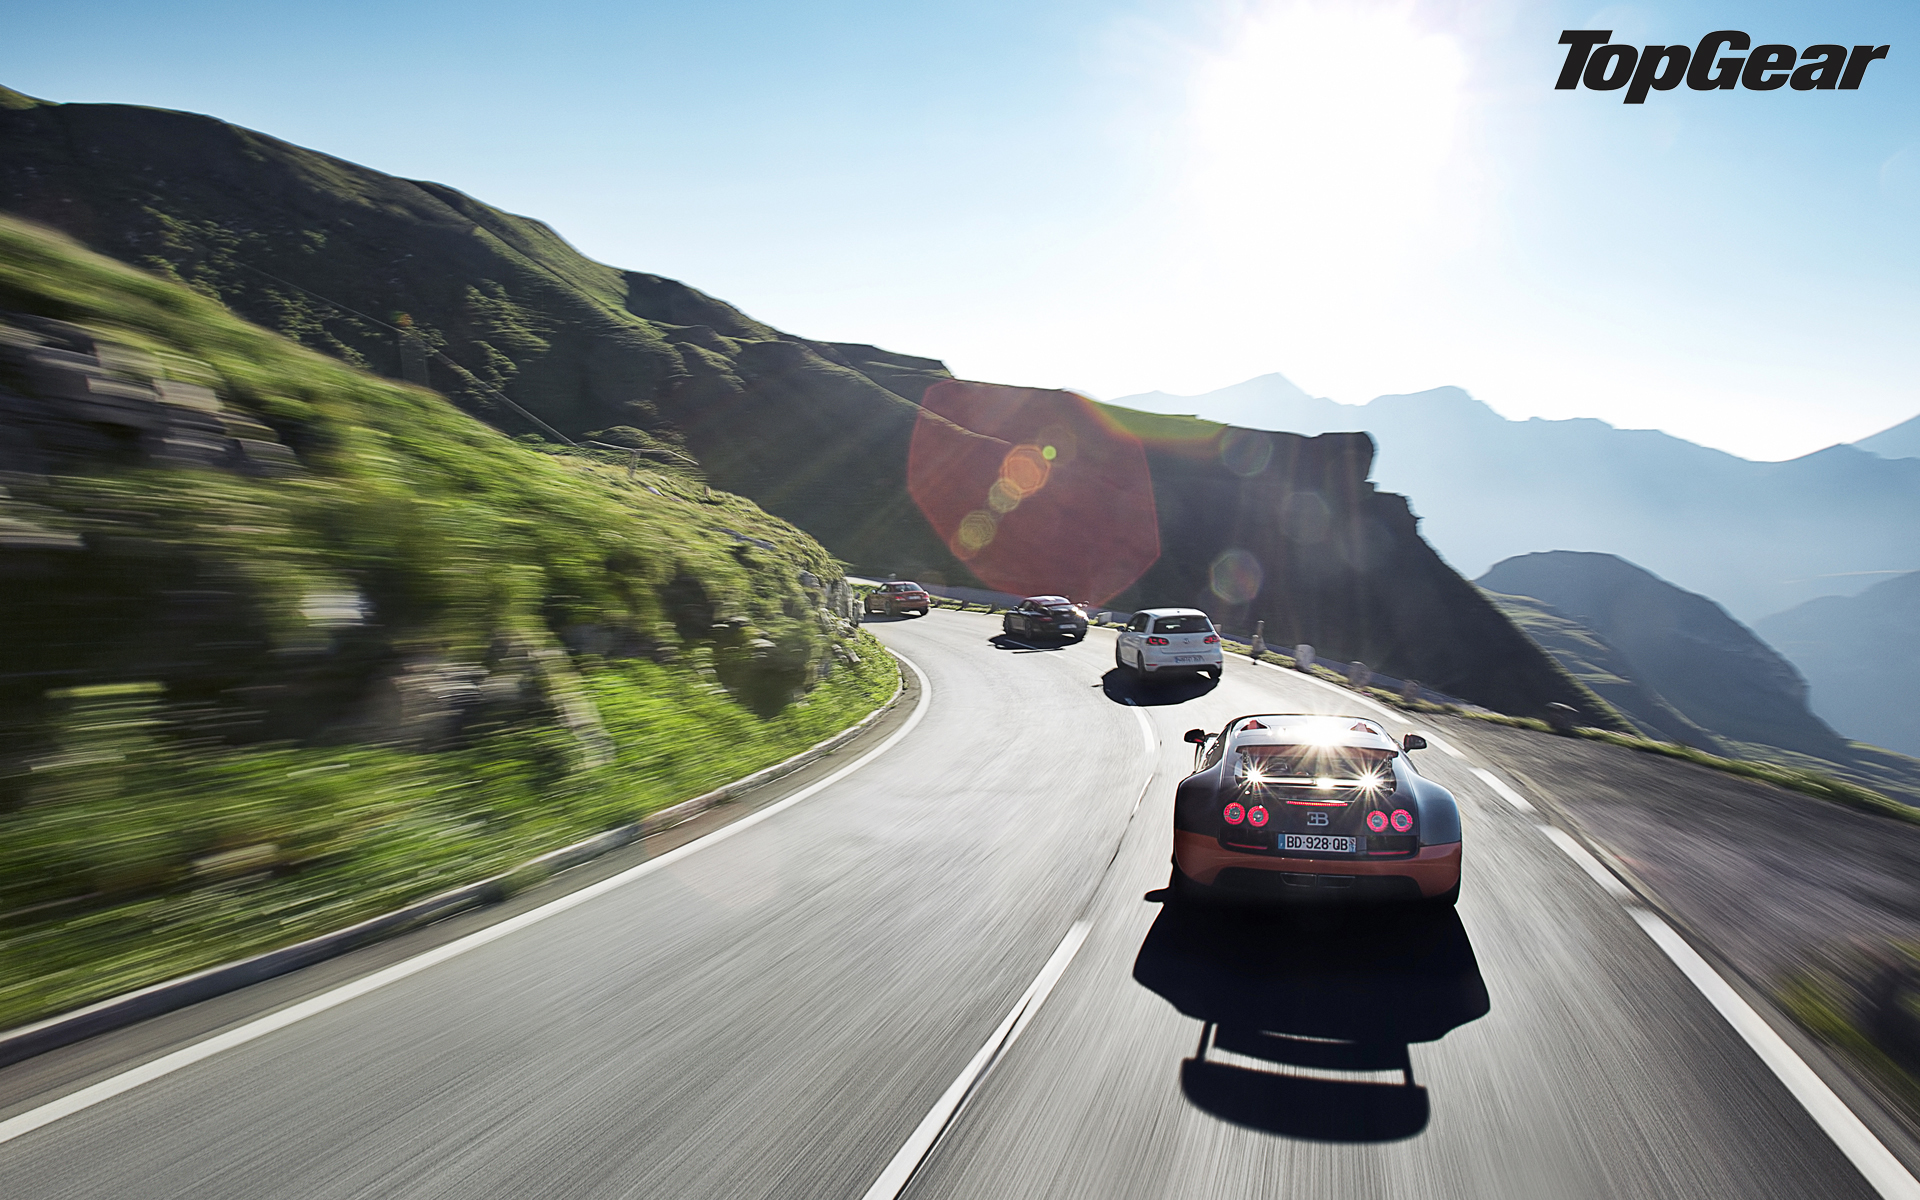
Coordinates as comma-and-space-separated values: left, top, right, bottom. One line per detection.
1103, 417, 1607, 718
0, 87, 1597, 718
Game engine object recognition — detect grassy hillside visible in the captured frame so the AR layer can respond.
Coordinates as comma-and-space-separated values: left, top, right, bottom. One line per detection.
0, 84, 966, 582
0, 216, 897, 1029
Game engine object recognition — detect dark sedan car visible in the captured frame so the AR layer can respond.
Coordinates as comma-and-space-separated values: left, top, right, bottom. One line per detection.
1172, 714, 1462, 906
864, 581, 931, 617
1002, 595, 1089, 642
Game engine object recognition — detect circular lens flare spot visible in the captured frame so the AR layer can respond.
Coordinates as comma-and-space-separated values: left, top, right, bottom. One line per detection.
1220, 428, 1275, 477
1366, 810, 1389, 833
906, 382, 1159, 603
955, 510, 997, 555
1000, 444, 1052, 497
1247, 805, 1270, 828
1223, 802, 1245, 825
1390, 808, 1414, 833
1209, 548, 1264, 605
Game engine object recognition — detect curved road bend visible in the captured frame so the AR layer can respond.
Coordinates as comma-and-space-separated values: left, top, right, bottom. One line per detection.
0, 609, 1894, 1198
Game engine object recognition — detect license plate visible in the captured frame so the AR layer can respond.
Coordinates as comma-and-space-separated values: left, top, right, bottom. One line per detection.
1283, 834, 1357, 853
1172, 654, 1204, 663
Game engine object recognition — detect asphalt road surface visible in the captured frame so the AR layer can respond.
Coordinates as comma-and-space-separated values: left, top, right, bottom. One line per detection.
0, 610, 1903, 1198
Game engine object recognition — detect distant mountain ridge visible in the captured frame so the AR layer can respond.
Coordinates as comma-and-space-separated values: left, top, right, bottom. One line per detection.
1475, 551, 1847, 761
1756, 571, 1920, 758
1856, 413, 1920, 461
1114, 375, 1920, 622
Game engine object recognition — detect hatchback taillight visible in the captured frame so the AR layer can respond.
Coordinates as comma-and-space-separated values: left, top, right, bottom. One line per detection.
1203, 635, 1219, 644
1145, 636, 1170, 645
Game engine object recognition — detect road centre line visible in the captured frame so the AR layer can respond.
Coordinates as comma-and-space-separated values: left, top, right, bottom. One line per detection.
1537, 825, 1636, 903
860, 920, 1093, 1200
0, 652, 935, 1151
1470, 767, 1537, 813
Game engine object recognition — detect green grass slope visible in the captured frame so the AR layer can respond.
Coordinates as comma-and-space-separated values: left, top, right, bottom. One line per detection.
0, 85, 966, 582
0, 216, 897, 1029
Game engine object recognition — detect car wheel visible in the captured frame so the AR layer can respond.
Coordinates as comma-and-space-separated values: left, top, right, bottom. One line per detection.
1114, 644, 1125, 669
1204, 666, 1222, 681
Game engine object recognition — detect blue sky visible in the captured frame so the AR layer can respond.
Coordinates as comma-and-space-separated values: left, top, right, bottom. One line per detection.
4, 0, 1916, 459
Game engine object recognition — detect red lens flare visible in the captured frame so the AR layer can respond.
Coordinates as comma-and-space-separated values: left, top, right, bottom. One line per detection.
1390, 809, 1414, 833
907, 382, 1159, 604
1223, 802, 1245, 825
1366, 810, 1389, 833
1247, 805, 1270, 827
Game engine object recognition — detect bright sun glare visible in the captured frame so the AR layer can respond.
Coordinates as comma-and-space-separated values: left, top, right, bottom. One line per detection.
1184, 2, 1468, 305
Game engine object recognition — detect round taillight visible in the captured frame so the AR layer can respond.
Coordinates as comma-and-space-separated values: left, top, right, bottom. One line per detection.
1247, 805, 1270, 828
1223, 802, 1245, 825
1390, 808, 1414, 833
1366, 810, 1389, 833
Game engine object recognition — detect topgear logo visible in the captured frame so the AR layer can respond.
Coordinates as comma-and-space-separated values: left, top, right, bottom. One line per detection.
1557, 31, 1889, 103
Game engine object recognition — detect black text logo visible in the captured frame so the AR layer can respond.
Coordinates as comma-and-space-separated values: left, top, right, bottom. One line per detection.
1557, 31, 1889, 103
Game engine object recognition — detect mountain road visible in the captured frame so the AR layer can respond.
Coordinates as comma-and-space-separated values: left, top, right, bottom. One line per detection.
0, 609, 1908, 1198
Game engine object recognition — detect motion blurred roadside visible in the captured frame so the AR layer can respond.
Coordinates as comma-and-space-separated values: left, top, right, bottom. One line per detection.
0, 217, 895, 1033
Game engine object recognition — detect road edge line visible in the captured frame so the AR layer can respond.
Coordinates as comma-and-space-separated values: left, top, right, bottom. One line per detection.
1534, 818, 1920, 1200
0, 652, 933, 1149
859, 919, 1092, 1200
1628, 909, 1920, 1200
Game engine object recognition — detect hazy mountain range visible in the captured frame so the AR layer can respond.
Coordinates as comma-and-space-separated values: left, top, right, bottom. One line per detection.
1113, 375, 1920, 623
1476, 552, 1920, 804
1856, 414, 1920, 461
1756, 570, 1920, 759
1477, 552, 1847, 760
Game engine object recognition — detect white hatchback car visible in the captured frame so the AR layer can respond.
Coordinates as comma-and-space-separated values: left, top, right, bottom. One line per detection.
1116, 608, 1224, 682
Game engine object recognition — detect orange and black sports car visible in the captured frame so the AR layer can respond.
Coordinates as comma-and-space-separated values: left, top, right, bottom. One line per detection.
1171, 714, 1461, 905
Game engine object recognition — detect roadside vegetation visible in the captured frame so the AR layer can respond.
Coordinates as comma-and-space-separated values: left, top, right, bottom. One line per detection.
0, 217, 896, 1030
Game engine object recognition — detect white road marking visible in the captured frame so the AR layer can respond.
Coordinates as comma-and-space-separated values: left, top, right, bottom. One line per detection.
1537, 823, 1920, 1200
1128, 703, 1155, 757
1538, 825, 1636, 903
1424, 732, 1465, 758
1470, 767, 1537, 813
1628, 911, 1920, 1200
860, 919, 1092, 1200
1230, 652, 1920, 1199
0, 652, 936, 1150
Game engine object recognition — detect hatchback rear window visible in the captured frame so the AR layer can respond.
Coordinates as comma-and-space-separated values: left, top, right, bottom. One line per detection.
1149, 615, 1213, 634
